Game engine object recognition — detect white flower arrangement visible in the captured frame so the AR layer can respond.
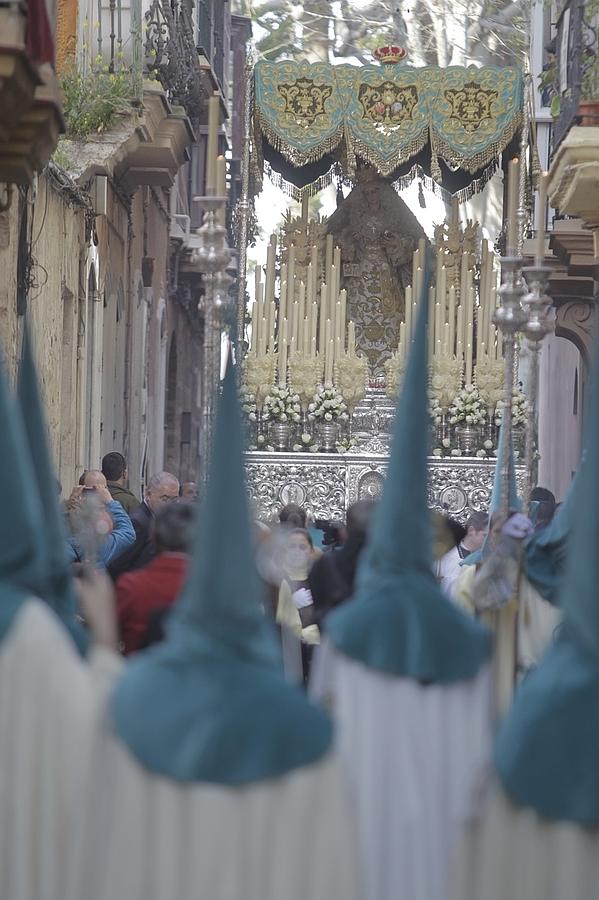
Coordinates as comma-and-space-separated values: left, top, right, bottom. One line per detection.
337, 436, 358, 453
334, 354, 368, 411
240, 390, 257, 423
429, 356, 463, 411
495, 386, 529, 427
287, 355, 322, 407
429, 396, 443, 426
308, 384, 349, 424
243, 353, 278, 406
448, 384, 487, 426
384, 351, 406, 400
475, 356, 504, 411
263, 384, 302, 424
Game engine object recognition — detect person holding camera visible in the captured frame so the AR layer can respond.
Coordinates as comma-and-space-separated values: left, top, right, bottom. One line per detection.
66, 470, 135, 570
309, 500, 376, 625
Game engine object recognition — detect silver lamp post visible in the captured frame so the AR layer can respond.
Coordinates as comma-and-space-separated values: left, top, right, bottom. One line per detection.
191, 196, 233, 485
520, 263, 554, 504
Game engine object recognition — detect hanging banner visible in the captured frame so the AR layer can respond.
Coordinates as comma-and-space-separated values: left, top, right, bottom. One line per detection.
253, 61, 523, 196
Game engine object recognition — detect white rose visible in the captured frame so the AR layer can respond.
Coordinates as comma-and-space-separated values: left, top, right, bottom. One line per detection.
257, 434, 265, 444
442, 438, 450, 448
280, 413, 287, 421
301, 433, 311, 443
324, 412, 333, 421
249, 412, 256, 422
465, 415, 473, 424
451, 448, 460, 456
433, 448, 442, 457
292, 444, 302, 452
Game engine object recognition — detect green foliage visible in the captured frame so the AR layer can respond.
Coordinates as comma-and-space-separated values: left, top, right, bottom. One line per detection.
51, 145, 73, 171
60, 58, 135, 138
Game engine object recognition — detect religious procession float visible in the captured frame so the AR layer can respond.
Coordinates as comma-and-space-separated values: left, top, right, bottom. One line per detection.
231, 48, 552, 522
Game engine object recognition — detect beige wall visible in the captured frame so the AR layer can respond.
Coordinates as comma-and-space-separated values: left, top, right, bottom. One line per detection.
0, 177, 85, 493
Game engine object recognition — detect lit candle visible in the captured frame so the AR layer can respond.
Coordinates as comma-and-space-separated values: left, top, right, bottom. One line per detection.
259, 317, 267, 356
265, 238, 276, 305
335, 300, 342, 345
297, 281, 305, 341
348, 320, 356, 356
536, 172, 548, 263
325, 234, 333, 279
428, 283, 435, 357
412, 247, 419, 293
310, 301, 318, 349
339, 289, 347, 351
279, 338, 288, 385
466, 341, 473, 386
456, 339, 463, 361
287, 245, 296, 305
507, 157, 520, 253
327, 339, 334, 384
448, 285, 456, 355
216, 155, 226, 225
324, 318, 332, 383
434, 302, 443, 353
443, 322, 450, 358
329, 264, 337, 321
279, 265, 288, 325
291, 300, 299, 350
250, 302, 257, 354
256, 281, 264, 342
310, 245, 318, 297
318, 283, 327, 354
456, 305, 464, 357
206, 93, 220, 193
404, 284, 412, 340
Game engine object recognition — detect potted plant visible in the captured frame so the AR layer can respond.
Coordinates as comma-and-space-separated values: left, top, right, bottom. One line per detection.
308, 384, 349, 452
576, 0, 599, 123
262, 385, 301, 451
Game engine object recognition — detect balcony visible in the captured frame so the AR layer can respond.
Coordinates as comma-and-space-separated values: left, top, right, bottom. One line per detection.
552, 0, 599, 149
0, 1, 64, 185
144, 0, 205, 120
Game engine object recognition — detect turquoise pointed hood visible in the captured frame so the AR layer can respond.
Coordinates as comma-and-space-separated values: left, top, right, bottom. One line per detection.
326, 257, 492, 682
525, 472, 579, 606
462, 423, 521, 567
17, 326, 87, 652
0, 349, 46, 642
111, 359, 333, 784
495, 334, 599, 824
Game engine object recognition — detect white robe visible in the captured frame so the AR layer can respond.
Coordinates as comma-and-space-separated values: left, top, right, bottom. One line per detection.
312, 642, 493, 900
0, 599, 119, 900
451, 781, 599, 900
63, 679, 360, 900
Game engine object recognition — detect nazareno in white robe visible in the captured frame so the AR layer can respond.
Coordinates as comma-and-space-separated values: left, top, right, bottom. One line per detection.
61, 670, 360, 900
450, 780, 599, 900
0, 598, 120, 900
311, 640, 494, 900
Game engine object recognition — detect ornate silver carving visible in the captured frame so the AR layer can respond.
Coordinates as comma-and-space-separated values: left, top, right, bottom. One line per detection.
246, 460, 347, 521
246, 451, 525, 524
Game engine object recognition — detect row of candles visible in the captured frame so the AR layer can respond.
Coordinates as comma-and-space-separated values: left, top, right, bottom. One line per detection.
249, 232, 357, 386
397, 238, 502, 384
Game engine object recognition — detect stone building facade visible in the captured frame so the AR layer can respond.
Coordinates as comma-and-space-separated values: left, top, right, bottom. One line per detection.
0, 0, 250, 497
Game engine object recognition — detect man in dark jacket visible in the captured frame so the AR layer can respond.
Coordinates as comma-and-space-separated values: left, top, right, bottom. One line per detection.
108, 471, 179, 580
102, 451, 139, 515
308, 499, 376, 624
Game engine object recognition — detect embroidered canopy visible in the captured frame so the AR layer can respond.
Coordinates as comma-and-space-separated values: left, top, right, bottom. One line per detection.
253, 61, 523, 197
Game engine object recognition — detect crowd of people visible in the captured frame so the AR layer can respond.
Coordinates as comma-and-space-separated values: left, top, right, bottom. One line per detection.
0, 302, 597, 900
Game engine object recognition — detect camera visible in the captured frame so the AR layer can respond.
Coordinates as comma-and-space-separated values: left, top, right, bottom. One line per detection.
314, 518, 344, 548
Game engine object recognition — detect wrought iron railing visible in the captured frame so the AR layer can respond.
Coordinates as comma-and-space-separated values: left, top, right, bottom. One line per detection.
144, 0, 205, 120
197, 0, 226, 94
553, 0, 598, 148
77, 0, 143, 98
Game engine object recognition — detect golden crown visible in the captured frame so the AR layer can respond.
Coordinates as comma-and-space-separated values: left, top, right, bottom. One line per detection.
374, 45, 407, 64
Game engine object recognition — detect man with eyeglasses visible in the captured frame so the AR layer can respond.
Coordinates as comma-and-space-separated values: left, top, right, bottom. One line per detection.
108, 471, 180, 580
